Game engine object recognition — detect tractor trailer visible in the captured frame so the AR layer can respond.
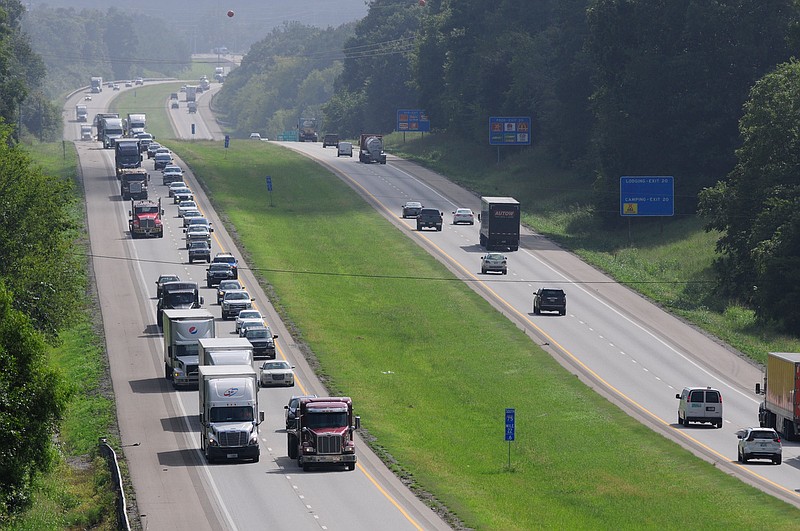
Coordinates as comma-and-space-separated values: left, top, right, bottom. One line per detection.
479, 196, 520, 251
199, 366, 263, 463
198, 337, 254, 367
757, 352, 800, 439
163, 309, 215, 387
287, 396, 360, 471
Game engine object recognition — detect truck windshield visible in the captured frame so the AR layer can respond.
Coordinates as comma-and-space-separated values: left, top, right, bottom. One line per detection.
136, 206, 159, 214
174, 344, 199, 357
166, 292, 196, 305
305, 411, 347, 429
210, 406, 253, 422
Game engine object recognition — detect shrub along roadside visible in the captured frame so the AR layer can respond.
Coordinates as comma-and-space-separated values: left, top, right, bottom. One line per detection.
168, 139, 800, 529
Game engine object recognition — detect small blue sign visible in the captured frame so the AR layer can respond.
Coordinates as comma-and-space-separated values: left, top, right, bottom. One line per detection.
489, 117, 531, 146
396, 109, 431, 132
620, 176, 674, 216
224, 135, 230, 148
265, 176, 272, 192
191, 123, 196, 135
505, 408, 515, 441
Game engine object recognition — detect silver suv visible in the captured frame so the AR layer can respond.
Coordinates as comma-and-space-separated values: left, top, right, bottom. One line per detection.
737, 427, 781, 465
676, 386, 723, 428
221, 289, 253, 320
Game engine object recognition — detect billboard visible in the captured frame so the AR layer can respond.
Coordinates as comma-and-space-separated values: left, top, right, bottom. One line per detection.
489, 117, 531, 146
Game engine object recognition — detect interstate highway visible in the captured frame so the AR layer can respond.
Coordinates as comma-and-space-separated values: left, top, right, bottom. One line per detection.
64, 85, 451, 530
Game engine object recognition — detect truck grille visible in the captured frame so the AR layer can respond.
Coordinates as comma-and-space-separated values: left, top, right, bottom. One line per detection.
218, 430, 248, 447
315, 434, 343, 455
139, 218, 155, 229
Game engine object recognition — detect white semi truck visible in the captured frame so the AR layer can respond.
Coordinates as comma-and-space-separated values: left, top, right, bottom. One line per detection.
198, 337, 254, 367
125, 113, 147, 136
199, 366, 263, 463
163, 309, 215, 388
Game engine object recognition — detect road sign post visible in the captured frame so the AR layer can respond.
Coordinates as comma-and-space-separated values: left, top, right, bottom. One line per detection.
224, 134, 229, 158
505, 408, 515, 469
265, 176, 273, 207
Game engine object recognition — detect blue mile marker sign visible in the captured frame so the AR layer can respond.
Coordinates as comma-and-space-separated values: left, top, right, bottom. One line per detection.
265, 176, 272, 192
224, 134, 230, 148
505, 408, 515, 441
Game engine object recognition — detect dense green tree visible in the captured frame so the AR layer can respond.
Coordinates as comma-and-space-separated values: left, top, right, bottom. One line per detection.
0, 124, 84, 334
698, 60, 800, 332
587, 0, 798, 222
0, 281, 69, 518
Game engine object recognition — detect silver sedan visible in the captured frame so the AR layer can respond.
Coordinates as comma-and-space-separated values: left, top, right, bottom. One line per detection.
259, 360, 295, 387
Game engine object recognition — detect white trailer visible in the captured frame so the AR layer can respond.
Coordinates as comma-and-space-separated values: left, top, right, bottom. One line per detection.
163, 309, 215, 387
198, 337, 254, 367
199, 366, 263, 463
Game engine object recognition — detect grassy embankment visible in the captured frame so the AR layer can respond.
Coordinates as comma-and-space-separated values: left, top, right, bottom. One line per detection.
114, 85, 800, 528
10, 142, 117, 530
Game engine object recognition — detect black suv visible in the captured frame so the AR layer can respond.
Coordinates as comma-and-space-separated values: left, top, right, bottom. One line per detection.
206, 263, 235, 288
244, 326, 278, 359
533, 288, 567, 316
417, 208, 443, 231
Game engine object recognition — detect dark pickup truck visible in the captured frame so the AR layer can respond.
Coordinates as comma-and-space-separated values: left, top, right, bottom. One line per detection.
416, 208, 443, 231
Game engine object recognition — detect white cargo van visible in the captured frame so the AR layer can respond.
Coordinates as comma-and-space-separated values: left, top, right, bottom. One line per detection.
676, 386, 723, 428
337, 141, 353, 157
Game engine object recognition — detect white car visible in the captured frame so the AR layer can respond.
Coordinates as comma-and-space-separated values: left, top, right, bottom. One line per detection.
168, 181, 188, 197
185, 225, 211, 246
235, 309, 263, 334
481, 252, 507, 275
249, 132, 262, 140
238, 318, 266, 337
337, 141, 353, 157
177, 201, 198, 217
737, 427, 782, 464
259, 360, 295, 387
221, 289, 254, 320
162, 166, 184, 185
452, 208, 475, 225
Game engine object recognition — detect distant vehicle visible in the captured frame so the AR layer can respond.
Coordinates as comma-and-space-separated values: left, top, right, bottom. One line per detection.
221, 289, 254, 320
337, 142, 353, 157
162, 167, 184, 186
75, 104, 88, 122
154, 152, 172, 171
359, 134, 386, 164
112, 83, 120, 91
243, 326, 277, 359
136, 133, 154, 153
249, 132, 262, 140
181, 210, 203, 226
479, 196, 520, 251
91, 76, 103, 93
417, 208, 443, 231
171, 101, 179, 109
187, 101, 197, 113
185, 225, 211, 246
737, 427, 781, 464
212, 253, 239, 279
84, 95, 92, 101
322, 134, 339, 148
173, 188, 194, 204
297, 117, 318, 142
177, 201, 199, 217
259, 360, 295, 387
238, 318, 266, 338
402, 201, 423, 218
170, 92, 179, 100
186, 217, 212, 232
676, 386, 722, 428
284, 395, 317, 429
532, 288, 566, 316
135, 77, 144, 85
156, 274, 181, 298
80, 124, 93, 141
147, 142, 162, 158
452, 208, 475, 225
206, 263, 235, 288
187, 241, 211, 264
216, 280, 244, 305
480, 252, 507, 275
236, 310, 263, 335
125, 80, 133, 87
168, 181, 188, 196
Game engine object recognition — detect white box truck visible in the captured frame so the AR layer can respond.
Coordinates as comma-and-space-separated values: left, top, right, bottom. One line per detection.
199, 366, 263, 463
198, 337, 254, 367
163, 309, 215, 387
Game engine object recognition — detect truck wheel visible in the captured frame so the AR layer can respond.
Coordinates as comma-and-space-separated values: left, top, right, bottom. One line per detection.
189, 258, 193, 264
302, 462, 310, 472
165, 363, 172, 380
678, 414, 683, 425
347, 463, 356, 471
737, 448, 742, 462
253, 454, 260, 463
287, 434, 298, 459
774, 455, 782, 465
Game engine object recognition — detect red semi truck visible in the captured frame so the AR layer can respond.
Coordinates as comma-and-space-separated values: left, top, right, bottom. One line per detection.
287, 397, 360, 471
129, 198, 164, 238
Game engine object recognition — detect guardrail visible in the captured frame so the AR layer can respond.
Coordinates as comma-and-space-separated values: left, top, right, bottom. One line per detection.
98, 437, 131, 530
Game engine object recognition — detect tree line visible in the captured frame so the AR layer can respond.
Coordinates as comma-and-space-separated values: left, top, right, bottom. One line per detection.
0, 0, 84, 519
321, 0, 800, 332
